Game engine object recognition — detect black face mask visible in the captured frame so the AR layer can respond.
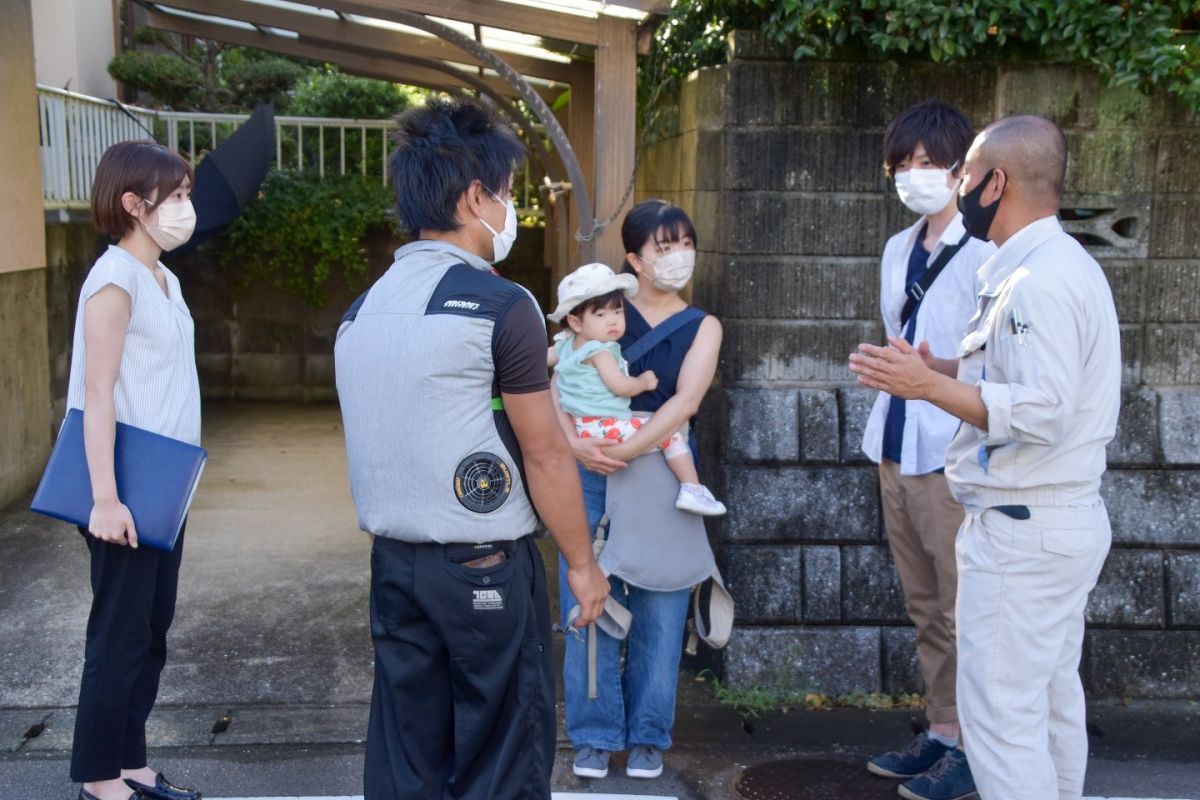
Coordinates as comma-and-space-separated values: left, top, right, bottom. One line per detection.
957, 168, 1001, 242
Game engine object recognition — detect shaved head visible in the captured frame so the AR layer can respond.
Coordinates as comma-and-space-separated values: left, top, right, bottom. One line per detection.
969, 115, 1068, 203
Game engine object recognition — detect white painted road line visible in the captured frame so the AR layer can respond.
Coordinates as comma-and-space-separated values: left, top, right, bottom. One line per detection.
213, 795, 679, 800
209, 796, 1190, 800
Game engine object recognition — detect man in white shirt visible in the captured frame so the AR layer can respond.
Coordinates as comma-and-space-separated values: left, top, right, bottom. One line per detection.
850, 115, 1120, 800
860, 100, 993, 800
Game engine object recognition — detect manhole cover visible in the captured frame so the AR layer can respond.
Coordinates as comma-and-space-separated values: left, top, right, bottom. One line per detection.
733, 758, 900, 800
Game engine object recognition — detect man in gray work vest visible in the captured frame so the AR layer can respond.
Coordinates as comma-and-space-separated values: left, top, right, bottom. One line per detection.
335, 98, 609, 800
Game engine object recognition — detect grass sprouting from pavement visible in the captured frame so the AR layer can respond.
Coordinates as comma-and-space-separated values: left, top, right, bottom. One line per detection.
696, 670, 925, 718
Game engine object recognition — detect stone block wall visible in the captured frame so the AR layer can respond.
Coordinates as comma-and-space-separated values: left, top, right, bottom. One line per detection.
171, 227, 406, 403
45, 222, 105, 421
44, 224, 552, 406
637, 34, 1200, 698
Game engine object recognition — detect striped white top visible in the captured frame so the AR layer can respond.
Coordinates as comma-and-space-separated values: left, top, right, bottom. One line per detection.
66, 245, 201, 445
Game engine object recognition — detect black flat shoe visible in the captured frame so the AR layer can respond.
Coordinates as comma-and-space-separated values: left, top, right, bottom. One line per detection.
124, 773, 201, 800
78, 789, 139, 800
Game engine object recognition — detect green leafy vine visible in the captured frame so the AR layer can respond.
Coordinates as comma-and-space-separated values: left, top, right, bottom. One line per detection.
642, 0, 1200, 140
217, 170, 398, 308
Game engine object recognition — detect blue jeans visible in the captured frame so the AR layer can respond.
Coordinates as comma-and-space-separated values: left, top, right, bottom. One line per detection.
558, 466, 691, 752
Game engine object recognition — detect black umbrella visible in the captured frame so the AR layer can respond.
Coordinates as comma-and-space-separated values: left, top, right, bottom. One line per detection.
176, 103, 276, 252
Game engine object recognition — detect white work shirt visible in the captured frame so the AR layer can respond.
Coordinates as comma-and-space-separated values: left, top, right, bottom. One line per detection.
862, 213, 996, 475
66, 245, 201, 446
944, 216, 1120, 509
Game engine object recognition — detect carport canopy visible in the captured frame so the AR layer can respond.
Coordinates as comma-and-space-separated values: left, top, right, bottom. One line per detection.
133, 0, 671, 270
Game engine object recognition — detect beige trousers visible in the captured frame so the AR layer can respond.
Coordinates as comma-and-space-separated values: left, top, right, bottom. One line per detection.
956, 502, 1111, 800
879, 460, 964, 724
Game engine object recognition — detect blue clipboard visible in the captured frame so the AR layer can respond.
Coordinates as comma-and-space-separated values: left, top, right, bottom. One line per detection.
30, 409, 207, 552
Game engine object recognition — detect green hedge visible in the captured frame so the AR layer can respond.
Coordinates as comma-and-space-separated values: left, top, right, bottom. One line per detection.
218, 171, 397, 307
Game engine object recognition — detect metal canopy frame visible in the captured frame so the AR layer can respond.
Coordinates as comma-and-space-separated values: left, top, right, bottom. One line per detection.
133, 0, 655, 267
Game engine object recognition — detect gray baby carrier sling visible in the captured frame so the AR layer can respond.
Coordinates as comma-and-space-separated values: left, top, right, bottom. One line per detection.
603, 453, 734, 655
601, 452, 714, 591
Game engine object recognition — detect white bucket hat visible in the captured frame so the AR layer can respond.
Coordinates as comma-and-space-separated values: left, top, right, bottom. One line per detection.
547, 262, 639, 323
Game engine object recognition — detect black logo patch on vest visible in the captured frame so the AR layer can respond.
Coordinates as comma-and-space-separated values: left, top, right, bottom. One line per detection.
453, 452, 512, 513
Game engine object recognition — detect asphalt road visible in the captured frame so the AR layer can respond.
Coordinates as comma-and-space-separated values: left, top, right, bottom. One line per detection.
3, 403, 1196, 799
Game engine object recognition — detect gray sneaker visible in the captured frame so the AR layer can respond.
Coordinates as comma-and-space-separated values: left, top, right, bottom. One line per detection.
626, 744, 664, 778
572, 746, 609, 779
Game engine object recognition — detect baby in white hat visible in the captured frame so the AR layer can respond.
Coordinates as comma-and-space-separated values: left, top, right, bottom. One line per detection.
547, 263, 725, 516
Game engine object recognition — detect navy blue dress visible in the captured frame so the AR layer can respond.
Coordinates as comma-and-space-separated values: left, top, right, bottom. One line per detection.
621, 302, 706, 454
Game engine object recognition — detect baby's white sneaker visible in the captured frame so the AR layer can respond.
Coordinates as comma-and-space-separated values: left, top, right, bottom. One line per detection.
675, 483, 727, 517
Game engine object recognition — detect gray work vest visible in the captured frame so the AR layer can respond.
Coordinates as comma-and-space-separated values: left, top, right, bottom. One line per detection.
335, 242, 541, 544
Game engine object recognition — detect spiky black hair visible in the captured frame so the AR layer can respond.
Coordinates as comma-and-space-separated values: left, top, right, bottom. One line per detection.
388, 97, 526, 237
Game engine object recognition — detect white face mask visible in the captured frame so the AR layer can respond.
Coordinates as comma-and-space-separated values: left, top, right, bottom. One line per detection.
478, 193, 518, 264
645, 249, 696, 292
895, 167, 960, 216
140, 198, 196, 252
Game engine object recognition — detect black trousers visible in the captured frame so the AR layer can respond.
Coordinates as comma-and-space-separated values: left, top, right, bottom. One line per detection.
71, 525, 184, 782
365, 534, 555, 800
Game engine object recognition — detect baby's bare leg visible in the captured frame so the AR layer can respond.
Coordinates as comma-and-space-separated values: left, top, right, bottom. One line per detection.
662, 430, 699, 485
665, 452, 699, 485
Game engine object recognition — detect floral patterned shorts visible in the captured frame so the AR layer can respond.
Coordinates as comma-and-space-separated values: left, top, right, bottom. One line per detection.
572, 414, 690, 460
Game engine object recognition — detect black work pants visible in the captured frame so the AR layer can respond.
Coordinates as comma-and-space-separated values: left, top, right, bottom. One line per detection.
365, 534, 555, 800
71, 525, 184, 782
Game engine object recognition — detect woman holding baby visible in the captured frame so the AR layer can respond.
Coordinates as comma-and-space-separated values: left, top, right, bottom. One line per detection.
551, 199, 724, 782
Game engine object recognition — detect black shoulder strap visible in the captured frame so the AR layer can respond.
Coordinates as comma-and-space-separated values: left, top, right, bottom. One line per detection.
340, 289, 370, 327
622, 307, 705, 365
900, 231, 971, 328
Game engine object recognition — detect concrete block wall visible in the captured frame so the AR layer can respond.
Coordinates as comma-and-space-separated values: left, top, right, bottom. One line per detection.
44, 224, 552, 405
45, 222, 103, 421
637, 33, 1200, 698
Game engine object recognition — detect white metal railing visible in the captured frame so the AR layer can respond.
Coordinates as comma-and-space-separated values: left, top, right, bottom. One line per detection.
38, 86, 158, 208
37, 85, 543, 219
161, 109, 396, 182
38, 85, 398, 208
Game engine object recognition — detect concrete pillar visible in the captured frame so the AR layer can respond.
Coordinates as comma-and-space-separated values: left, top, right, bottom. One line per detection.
0, 0, 52, 506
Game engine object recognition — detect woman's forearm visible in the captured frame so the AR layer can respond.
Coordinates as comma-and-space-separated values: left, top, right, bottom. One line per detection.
618, 394, 696, 458
83, 392, 119, 502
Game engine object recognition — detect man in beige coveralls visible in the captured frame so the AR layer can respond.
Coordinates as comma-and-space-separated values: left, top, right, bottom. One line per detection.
850, 115, 1121, 800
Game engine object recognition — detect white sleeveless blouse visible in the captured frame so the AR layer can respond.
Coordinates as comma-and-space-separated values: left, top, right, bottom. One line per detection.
66, 245, 201, 445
